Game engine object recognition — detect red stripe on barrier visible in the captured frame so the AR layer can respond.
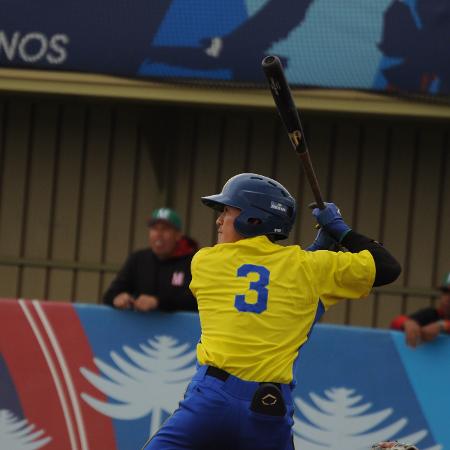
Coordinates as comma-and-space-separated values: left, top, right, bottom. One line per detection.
0, 299, 74, 449
40, 301, 116, 450
0, 299, 117, 450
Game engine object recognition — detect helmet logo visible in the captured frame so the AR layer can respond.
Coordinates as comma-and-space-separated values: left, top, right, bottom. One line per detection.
270, 201, 287, 213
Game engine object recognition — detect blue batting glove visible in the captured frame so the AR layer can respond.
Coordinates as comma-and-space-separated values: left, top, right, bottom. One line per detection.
312, 202, 351, 243
306, 228, 337, 251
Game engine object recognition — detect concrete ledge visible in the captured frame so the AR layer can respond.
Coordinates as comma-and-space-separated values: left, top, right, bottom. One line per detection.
1, 68, 449, 119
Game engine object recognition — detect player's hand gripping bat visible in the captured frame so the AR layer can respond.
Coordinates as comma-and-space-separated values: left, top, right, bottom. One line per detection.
262, 55, 325, 210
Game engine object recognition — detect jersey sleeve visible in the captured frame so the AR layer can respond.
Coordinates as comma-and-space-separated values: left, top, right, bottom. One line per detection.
306, 249, 376, 309
189, 248, 205, 297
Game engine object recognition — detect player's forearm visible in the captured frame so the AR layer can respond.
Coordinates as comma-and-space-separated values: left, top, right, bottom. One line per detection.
341, 231, 401, 287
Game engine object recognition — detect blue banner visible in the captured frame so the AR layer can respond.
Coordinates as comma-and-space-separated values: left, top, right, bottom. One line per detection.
1, 0, 449, 97
0, 299, 448, 450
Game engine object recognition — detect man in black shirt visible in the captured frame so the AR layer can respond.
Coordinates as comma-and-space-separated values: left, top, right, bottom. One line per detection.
391, 271, 450, 347
102, 208, 198, 312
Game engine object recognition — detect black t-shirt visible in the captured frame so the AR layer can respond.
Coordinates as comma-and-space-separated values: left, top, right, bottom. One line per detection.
409, 307, 441, 326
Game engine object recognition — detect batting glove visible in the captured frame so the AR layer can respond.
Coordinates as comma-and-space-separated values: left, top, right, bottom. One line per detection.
306, 228, 337, 251
311, 202, 351, 243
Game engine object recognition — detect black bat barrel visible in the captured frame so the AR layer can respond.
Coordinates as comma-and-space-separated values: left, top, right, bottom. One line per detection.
261, 55, 307, 154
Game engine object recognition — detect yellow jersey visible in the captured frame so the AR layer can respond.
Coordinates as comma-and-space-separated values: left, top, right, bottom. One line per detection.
189, 235, 375, 384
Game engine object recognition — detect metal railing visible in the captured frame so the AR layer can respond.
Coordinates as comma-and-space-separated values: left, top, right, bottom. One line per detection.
0, 256, 441, 298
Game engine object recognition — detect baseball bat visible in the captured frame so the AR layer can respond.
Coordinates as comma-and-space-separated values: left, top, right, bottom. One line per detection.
261, 55, 325, 210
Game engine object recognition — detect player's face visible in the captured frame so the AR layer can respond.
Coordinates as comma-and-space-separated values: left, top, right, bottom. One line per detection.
216, 206, 242, 244
148, 221, 181, 259
440, 290, 450, 317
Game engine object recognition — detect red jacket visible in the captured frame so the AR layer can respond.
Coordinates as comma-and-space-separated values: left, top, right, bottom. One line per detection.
390, 306, 450, 332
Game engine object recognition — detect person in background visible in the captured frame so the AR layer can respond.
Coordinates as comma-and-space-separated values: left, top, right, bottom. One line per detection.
102, 208, 198, 312
390, 271, 450, 348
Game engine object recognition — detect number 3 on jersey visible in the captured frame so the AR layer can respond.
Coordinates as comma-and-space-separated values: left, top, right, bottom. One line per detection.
234, 264, 270, 313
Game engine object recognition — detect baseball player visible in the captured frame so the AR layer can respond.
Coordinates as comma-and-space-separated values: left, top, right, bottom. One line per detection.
141, 173, 401, 450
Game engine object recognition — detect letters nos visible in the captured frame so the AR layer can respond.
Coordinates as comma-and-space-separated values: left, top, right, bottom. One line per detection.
0, 31, 69, 64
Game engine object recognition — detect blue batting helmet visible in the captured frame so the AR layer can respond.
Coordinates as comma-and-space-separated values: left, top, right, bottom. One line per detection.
201, 173, 296, 240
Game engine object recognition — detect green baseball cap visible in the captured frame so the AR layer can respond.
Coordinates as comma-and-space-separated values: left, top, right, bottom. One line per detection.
440, 271, 450, 292
147, 208, 182, 230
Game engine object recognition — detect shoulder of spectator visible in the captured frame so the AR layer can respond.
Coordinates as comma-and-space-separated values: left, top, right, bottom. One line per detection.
115, 248, 155, 274
184, 235, 199, 253
131, 247, 154, 257
437, 305, 448, 318
125, 248, 156, 262
172, 236, 199, 258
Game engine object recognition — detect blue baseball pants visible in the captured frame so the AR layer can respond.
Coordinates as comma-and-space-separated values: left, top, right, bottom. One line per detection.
142, 365, 295, 450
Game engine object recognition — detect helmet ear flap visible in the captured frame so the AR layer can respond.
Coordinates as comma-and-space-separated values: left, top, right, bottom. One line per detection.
234, 209, 265, 237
